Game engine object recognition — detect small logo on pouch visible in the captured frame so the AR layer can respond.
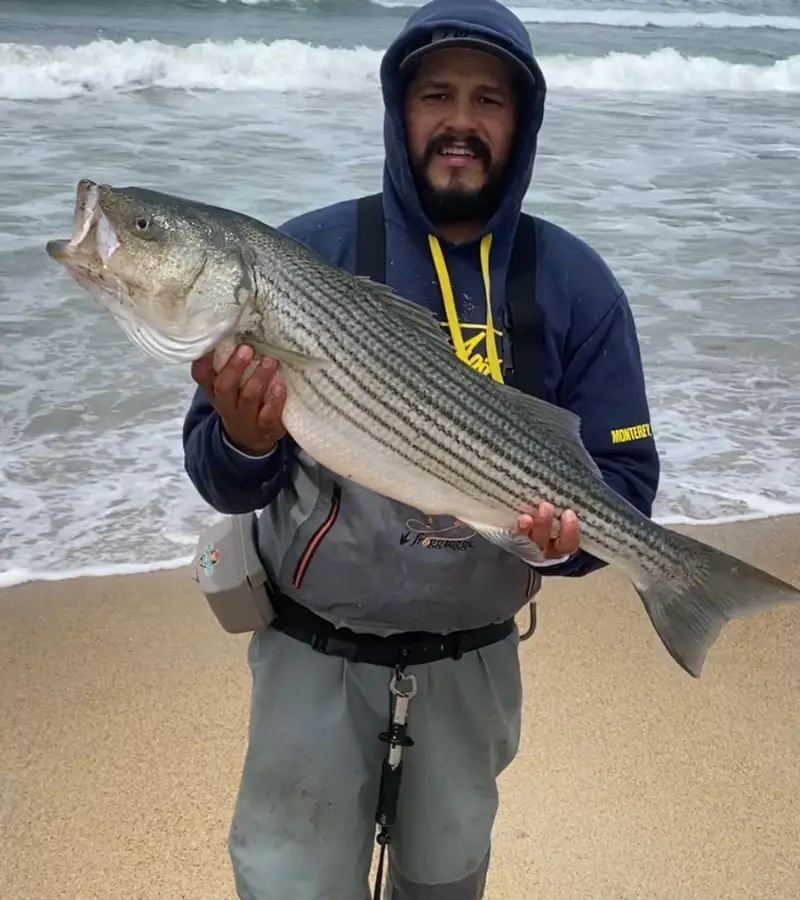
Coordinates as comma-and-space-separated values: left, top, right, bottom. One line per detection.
199, 542, 221, 577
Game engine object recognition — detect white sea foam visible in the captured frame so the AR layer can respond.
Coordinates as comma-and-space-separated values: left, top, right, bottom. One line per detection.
0, 556, 195, 589
0, 39, 382, 100
227, 0, 800, 31
508, 8, 800, 31
373, 2, 800, 32
1, 40, 798, 101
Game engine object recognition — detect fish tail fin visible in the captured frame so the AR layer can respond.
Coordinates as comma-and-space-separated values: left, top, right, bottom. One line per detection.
631, 529, 800, 678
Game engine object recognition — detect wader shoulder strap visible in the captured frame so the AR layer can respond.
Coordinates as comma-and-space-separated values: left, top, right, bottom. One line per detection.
354, 193, 541, 398
505, 211, 541, 398
355, 192, 387, 283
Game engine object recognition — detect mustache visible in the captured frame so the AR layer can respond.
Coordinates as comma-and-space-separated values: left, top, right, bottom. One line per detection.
423, 133, 492, 169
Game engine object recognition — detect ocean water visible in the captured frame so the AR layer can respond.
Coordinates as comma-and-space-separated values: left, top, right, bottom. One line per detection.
0, 0, 798, 587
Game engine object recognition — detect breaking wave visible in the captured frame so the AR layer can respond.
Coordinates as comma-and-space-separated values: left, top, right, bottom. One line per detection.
396, 4, 800, 31
219, 0, 800, 31
512, 8, 800, 30
1, 39, 798, 100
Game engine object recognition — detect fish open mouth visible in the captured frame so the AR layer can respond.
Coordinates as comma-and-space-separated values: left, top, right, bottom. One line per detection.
46, 180, 123, 314
46, 179, 242, 364
46, 180, 111, 272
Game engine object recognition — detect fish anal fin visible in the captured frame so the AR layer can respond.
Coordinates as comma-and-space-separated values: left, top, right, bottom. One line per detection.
468, 521, 549, 566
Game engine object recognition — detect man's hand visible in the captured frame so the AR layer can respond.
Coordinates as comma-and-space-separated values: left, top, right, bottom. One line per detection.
516, 501, 580, 560
191, 344, 287, 456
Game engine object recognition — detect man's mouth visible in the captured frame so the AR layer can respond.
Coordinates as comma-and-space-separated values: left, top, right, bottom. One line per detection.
425, 134, 491, 171
438, 145, 477, 159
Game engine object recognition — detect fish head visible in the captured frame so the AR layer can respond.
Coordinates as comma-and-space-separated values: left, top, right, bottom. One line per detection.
46, 179, 255, 364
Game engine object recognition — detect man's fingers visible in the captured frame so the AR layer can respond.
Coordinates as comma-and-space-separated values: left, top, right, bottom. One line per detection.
191, 353, 216, 393
552, 509, 580, 555
517, 503, 580, 558
516, 513, 534, 533
239, 357, 279, 409
257, 379, 287, 435
528, 501, 554, 551
213, 344, 255, 403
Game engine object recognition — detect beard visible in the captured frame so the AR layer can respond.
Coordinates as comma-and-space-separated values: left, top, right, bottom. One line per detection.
410, 132, 508, 226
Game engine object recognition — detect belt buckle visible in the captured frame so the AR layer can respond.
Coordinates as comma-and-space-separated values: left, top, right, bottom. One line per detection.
316, 633, 360, 661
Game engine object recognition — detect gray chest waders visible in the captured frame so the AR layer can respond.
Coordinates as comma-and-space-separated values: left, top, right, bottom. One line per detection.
260, 592, 523, 898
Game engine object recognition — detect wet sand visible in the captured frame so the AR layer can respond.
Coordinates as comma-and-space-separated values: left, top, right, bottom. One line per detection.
1, 515, 798, 900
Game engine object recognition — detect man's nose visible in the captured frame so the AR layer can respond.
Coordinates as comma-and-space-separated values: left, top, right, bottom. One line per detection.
442, 98, 477, 132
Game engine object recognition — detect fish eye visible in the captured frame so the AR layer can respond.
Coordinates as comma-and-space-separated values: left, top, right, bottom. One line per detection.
134, 216, 150, 231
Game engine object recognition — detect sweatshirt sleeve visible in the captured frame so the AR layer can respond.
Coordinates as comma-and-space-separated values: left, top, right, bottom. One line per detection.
181, 384, 296, 515
534, 278, 661, 579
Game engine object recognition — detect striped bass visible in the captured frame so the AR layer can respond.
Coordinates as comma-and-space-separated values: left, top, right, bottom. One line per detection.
45, 179, 800, 678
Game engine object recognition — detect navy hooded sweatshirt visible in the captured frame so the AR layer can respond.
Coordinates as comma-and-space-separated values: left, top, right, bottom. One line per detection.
182, 0, 660, 585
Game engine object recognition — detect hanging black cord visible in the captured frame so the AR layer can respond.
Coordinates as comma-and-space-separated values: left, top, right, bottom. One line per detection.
372, 661, 417, 900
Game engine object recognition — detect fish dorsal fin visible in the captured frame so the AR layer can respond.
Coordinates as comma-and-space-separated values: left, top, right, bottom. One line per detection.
355, 275, 453, 349
493, 381, 605, 480
357, 274, 603, 482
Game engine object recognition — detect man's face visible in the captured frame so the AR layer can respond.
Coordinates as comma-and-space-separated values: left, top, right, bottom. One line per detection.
403, 46, 517, 225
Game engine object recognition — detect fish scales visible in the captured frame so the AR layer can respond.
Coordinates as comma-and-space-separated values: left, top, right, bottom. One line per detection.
244, 211, 792, 605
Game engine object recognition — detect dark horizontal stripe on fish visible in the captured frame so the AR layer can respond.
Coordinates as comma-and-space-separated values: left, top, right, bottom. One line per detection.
282, 344, 520, 509
298, 370, 661, 571
282, 324, 642, 564
300, 288, 673, 564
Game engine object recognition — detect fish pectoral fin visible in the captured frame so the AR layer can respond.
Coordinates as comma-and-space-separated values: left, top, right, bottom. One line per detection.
468, 522, 549, 566
247, 339, 329, 370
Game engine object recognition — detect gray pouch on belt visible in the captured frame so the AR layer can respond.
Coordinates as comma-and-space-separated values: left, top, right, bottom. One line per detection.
191, 512, 276, 633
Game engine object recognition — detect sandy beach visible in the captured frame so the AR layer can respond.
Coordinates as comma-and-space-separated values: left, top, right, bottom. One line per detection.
1, 515, 798, 900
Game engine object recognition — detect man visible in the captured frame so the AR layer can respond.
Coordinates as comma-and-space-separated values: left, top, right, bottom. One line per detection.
182, 0, 660, 897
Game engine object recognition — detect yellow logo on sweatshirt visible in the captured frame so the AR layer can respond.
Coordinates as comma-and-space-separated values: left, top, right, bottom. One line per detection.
610, 423, 653, 444
442, 321, 503, 379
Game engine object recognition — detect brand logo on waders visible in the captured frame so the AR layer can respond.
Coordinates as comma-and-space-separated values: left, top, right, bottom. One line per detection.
399, 515, 475, 551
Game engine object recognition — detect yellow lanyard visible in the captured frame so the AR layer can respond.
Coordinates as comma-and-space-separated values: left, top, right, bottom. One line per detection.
427, 233, 504, 383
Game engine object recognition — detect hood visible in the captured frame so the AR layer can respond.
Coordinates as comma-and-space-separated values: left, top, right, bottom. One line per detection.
379, 0, 547, 242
